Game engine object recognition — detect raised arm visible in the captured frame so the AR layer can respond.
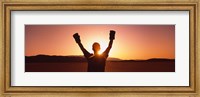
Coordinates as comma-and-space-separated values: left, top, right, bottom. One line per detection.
73, 33, 91, 58
103, 30, 115, 56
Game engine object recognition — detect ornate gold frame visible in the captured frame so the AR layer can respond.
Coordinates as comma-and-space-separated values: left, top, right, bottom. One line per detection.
0, 0, 199, 97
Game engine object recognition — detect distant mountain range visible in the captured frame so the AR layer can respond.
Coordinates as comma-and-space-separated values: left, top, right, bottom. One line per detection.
25, 54, 175, 63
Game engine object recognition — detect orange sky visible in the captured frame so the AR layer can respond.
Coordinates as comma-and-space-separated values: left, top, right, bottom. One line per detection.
25, 25, 175, 60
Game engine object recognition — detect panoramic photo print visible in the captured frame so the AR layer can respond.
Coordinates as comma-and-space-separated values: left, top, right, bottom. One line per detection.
25, 25, 175, 72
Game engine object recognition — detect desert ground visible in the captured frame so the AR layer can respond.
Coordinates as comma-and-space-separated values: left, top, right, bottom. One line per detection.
25, 61, 175, 72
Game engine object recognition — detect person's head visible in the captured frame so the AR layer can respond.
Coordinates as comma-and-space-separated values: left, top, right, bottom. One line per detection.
92, 42, 100, 54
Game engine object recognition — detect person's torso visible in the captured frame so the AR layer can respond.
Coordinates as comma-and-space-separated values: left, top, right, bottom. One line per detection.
87, 55, 106, 72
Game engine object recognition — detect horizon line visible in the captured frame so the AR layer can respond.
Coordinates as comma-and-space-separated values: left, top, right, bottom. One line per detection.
25, 54, 175, 61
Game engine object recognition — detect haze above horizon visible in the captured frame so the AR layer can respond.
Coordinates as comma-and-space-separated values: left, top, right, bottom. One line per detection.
25, 25, 175, 60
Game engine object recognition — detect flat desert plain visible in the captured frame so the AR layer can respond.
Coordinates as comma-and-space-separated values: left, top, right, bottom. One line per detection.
25, 61, 175, 72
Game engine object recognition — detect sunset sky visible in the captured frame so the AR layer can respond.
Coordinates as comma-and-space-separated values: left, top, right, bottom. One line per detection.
25, 25, 175, 60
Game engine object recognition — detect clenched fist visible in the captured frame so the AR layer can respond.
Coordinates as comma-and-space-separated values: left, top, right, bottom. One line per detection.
73, 33, 81, 43
110, 30, 116, 40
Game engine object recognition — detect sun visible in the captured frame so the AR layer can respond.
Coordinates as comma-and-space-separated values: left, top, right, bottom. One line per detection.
85, 35, 110, 55
98, 41, 108, 54
86, 41, 108, 55
97, 51, 102, 55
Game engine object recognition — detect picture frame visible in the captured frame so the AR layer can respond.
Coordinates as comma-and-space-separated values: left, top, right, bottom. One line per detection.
0, 0, 199, 97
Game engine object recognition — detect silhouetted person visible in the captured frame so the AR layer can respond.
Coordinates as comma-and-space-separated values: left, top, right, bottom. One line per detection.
73, 30, 116, 72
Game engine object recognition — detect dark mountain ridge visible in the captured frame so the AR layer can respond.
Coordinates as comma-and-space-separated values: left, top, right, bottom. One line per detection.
25, 54, 175, 63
